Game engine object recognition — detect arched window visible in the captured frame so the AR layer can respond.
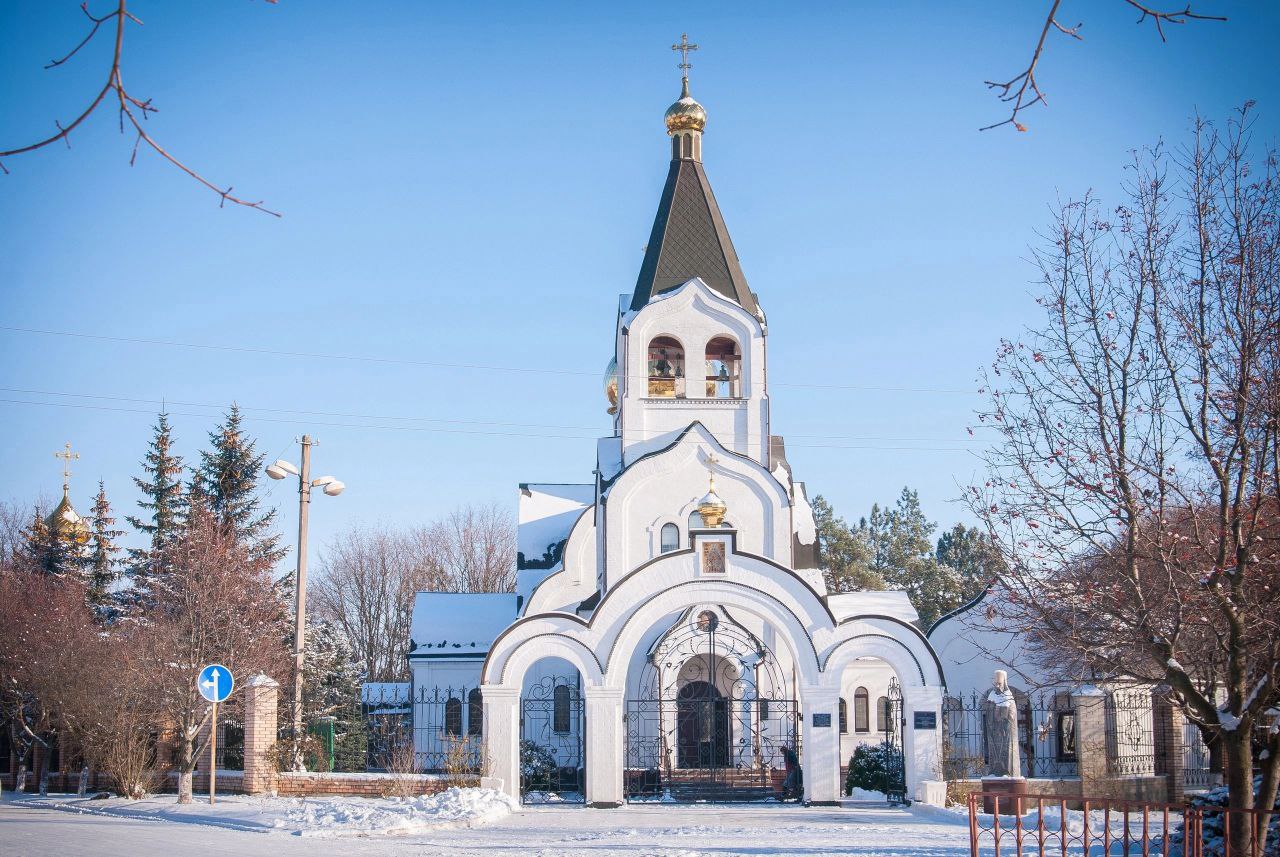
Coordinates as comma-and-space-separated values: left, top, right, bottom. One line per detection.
660, 523, 680, 553
704, 336, 741, 398
689, 511, 704, 531
647, 336, 684, 398
839, 698, 848, 733
854, 687, 870, 732
553, 684, 572, 734
444, 697, 463, 737
877, 696, 889, 732
467, 688, 483, 736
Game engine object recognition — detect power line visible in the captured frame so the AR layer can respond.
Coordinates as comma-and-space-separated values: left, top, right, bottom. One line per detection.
0, 325, 978, 394
0, 396, 981, 453
0, 385, 990, 446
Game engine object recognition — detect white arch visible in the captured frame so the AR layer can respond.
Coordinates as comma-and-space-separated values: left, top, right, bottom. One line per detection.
602, 579, 821, 686
490, 629, 604, 688
820, 618, 946, 689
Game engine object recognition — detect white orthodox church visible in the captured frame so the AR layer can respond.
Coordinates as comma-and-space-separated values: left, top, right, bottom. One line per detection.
407, 71, 949, 808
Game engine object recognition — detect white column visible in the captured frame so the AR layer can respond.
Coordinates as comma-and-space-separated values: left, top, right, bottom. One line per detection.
585, 687, 625, 808
481, 685, 521, 800
800, 686, 842, 805
903, 685, 945, 806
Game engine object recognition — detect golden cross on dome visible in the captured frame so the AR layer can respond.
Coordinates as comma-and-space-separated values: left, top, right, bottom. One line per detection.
54, 441, 80, 493
671, 33, 698, 77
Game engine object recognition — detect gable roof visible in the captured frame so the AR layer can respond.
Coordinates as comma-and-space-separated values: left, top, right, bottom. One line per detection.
631, 158, 758, 316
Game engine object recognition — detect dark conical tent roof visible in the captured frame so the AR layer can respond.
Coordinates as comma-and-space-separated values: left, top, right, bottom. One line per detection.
630, 152, 758, 315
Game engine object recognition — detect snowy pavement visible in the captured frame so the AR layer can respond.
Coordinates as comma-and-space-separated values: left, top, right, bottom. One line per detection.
1, 792, 975, 857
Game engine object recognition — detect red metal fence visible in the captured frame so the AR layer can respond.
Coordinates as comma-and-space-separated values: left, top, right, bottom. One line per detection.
967, 792, 1277, 857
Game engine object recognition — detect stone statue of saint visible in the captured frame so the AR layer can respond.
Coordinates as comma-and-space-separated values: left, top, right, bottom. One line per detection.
983, 669, 1022, 778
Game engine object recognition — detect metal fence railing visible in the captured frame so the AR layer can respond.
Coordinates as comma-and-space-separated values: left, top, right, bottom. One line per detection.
943, 691, 1080, 780
1105, 687, 1157, 777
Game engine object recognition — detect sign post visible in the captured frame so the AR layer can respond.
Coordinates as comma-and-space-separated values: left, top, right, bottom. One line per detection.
197, 664, 235, 805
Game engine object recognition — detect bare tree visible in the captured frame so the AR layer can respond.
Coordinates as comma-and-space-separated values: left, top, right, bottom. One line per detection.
425, 503, 516, 594
313, 504, 515, 682
984, 1, 1226, 132
312, 525, 446, 683
133, 500, 289, 803
0, 1, 279, 215
969, 105, 1279, 846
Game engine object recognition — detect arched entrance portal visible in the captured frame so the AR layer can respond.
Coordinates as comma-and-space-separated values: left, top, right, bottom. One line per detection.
624, 608, 800, 802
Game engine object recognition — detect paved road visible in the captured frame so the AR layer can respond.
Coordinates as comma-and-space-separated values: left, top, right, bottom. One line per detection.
0, 796, 973, 857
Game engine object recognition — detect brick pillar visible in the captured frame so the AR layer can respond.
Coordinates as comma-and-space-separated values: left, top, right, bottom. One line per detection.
1072, 685, 1108, 798
481, 686, 521, 801
584, 687, 624, 808
243, 674, 279, 795
800, 686, 842, 806
1152, 686, 1185, 804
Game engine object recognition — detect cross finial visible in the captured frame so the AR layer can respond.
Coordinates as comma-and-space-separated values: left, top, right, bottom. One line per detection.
671, 33, 699, 80
54, 441, 80, 494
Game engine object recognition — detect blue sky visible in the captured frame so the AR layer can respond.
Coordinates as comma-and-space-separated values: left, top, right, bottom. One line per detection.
2, 1, 1277, 571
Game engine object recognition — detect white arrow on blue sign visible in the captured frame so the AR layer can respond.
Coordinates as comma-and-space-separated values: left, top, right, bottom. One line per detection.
197, 664, 235, 703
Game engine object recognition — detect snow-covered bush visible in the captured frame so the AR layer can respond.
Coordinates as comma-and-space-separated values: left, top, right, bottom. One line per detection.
845, 744, 900, 795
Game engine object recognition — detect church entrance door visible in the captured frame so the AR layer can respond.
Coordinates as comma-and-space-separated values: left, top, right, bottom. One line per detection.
623, 609, 800, 803
675, 680, 729, 768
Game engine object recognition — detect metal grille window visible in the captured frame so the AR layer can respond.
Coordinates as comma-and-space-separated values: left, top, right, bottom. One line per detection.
444, 697, 462, 737
854, 687, 870, 732
660, 523, 679, 553
553, 684, 572, 734
467, 688, 483, 737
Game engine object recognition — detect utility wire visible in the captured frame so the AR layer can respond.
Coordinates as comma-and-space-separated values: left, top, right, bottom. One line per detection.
0, 396, 980, 453
0, 325, 978, 395
0, 385, 989, 446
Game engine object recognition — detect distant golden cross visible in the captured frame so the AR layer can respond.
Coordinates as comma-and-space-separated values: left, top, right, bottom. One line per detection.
54, 441, 79, 492
671, 33, 699, 77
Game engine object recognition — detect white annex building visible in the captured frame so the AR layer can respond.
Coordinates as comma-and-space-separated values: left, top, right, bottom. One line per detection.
408, 71, 949, 808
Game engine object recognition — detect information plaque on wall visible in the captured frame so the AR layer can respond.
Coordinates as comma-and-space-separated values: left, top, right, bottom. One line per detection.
812, 712, 832, 728
914, 711, 937, 730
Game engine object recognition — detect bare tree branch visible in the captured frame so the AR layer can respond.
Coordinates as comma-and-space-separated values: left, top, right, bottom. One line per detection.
983, 1, 1226, 133
0, 1, 280, 217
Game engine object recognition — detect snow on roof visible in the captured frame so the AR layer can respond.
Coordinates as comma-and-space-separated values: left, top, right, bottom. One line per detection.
597, 437, 623, 482
409, 592, 518, 657
518, 483, 593, 567
827, 590, 920, 625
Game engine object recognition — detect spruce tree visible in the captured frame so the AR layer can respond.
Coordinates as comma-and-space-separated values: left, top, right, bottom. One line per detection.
811, 495, 884, 592
126, 411, 186, 590
21, 506, 78, 577
85, 481, 124, 615
193, 404, 282, 563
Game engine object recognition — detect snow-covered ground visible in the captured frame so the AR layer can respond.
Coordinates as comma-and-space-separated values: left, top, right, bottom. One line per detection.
2, 790, 975, 857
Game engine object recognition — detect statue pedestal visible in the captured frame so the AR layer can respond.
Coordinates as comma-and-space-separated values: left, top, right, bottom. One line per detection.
981, 777, 1027, 815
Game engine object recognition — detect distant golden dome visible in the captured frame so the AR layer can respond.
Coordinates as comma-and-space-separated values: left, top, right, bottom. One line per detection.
664, 78, 706, 135
46, 489, 90, 545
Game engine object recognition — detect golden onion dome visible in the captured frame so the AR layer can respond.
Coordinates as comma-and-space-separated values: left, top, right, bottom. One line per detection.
664, 78, 706, 135
696, 472, 728, 528
603, 357, 619, 415
46, 489, 90, 545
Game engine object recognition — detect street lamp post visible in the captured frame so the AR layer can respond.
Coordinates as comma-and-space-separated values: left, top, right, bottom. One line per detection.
266, 435, 344, 766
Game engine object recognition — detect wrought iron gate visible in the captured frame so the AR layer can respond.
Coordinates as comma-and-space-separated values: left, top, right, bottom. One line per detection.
624, 608, 801, 803
520, 676, 585, 804
881, 677, 907, 804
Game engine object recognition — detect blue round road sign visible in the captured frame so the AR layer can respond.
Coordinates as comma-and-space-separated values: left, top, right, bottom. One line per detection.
198, 664, 235, 703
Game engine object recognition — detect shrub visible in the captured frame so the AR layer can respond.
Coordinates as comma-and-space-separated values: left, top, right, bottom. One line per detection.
845, 744, 899, 795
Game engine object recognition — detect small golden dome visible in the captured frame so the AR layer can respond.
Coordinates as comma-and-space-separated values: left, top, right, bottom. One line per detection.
696, 472, 728, 528
664, 78, 706, 135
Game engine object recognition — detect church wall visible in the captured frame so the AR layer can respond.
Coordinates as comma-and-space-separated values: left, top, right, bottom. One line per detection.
601, 428, 792, 592
928, 587, 1064, 695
